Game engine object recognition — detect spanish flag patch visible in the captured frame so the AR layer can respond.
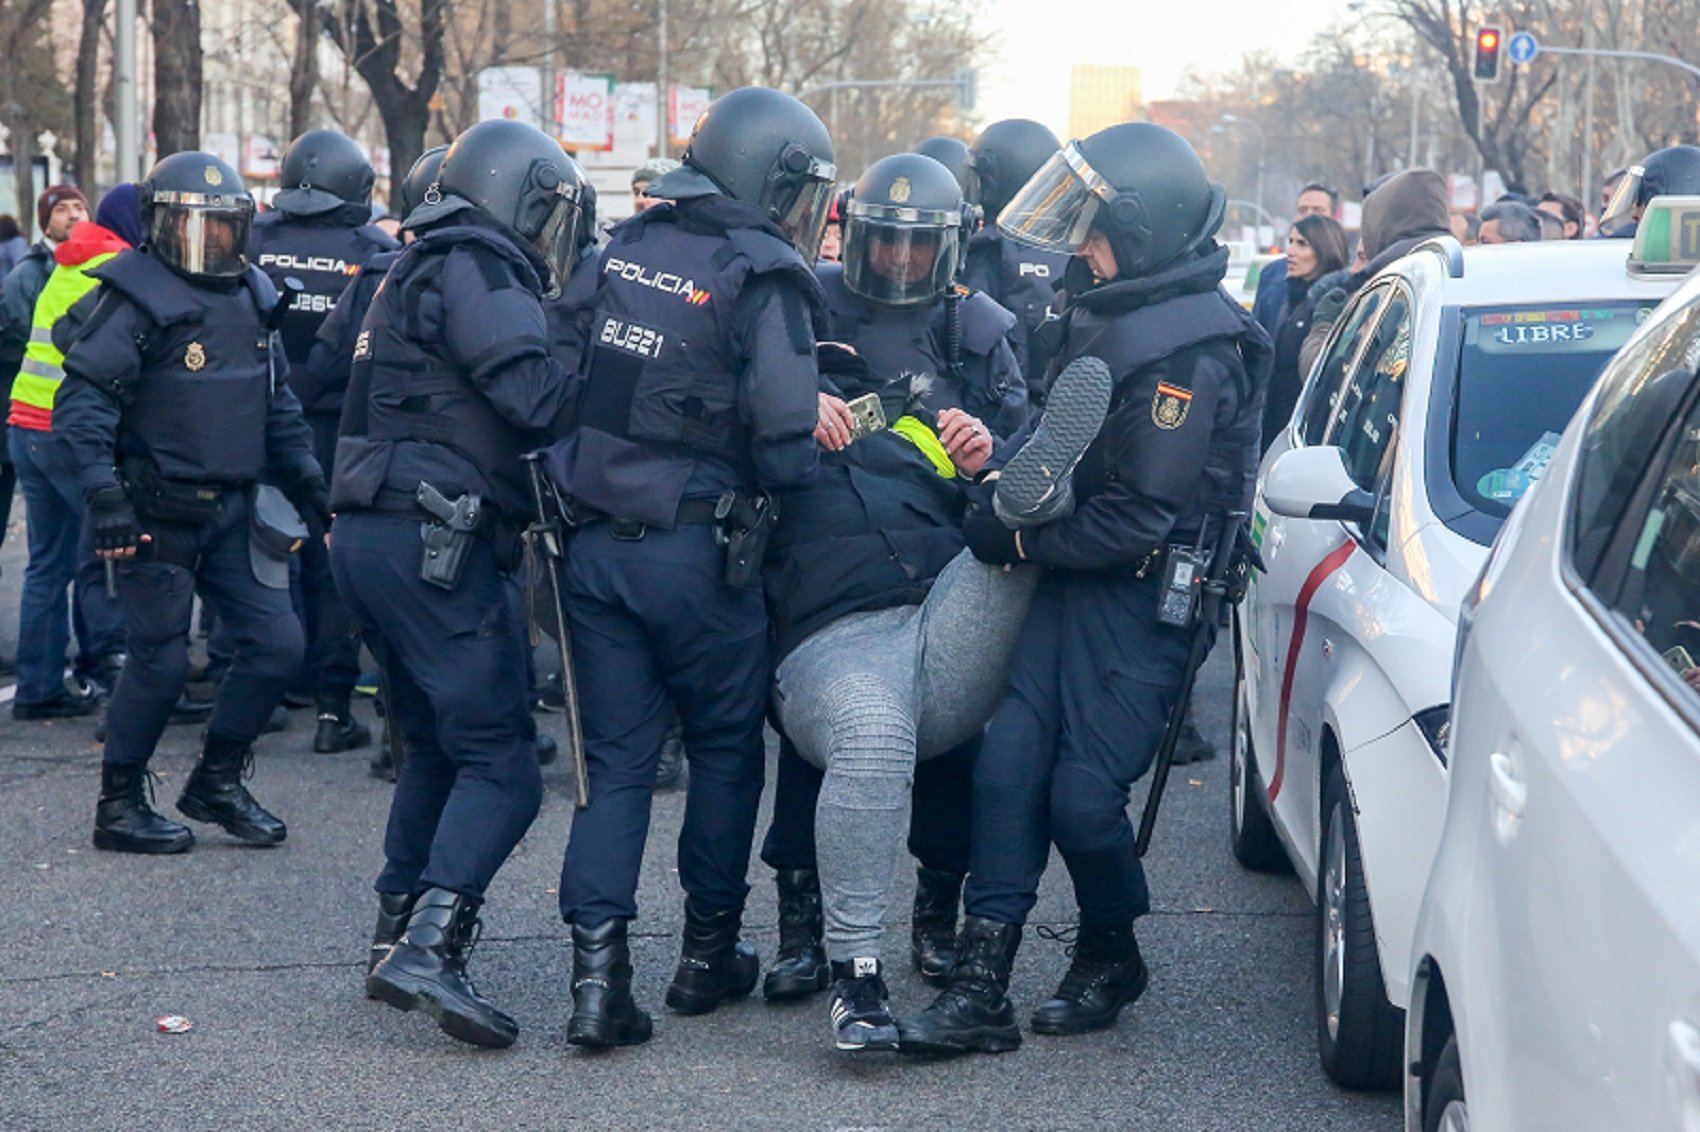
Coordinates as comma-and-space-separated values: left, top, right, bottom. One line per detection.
1152, 382, 1193, 430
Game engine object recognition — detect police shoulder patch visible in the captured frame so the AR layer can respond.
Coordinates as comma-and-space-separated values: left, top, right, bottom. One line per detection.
185, 341, 208, 372
1151, 381, 1192, 430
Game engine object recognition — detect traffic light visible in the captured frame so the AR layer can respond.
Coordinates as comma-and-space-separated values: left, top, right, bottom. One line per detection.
1473, 26, 1504, 82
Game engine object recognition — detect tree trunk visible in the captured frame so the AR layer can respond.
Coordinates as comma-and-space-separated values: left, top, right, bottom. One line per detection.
376, 98, 427, 214
73, 0, 106, 191
289, 4, 318, 139
152, 0, 204, 156
6, 110, 37, 234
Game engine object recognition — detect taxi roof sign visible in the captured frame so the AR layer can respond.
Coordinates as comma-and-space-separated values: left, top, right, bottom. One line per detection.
1630, 195, 1700, 274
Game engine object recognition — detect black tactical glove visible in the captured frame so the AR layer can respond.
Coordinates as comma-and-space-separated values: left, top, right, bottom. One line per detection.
86, 484, 141, 555
963, 507, 1025, 566
290, 474, 333, 532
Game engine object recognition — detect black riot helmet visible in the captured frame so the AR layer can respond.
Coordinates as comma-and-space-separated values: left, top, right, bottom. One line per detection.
140, 151, 254, 280
913, 136, 977, 200
412, 119, 588, 290
398, 144, 448, 220
658, 86, 838, 262
1601, 144, 1700, 235
969, 119, 1061, 221
274, 129, 376, 215
999, 122, 1226, 279
843, 153, 965, 307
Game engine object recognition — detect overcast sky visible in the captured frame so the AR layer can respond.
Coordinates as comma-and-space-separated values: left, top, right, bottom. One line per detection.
974, 0, 1359, 137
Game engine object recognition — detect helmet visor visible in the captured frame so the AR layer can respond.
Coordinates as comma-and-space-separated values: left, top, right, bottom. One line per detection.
778, 177, 838, 265
532, 186, 585, 296
842, 203, 961, 306
997, 143, 1109, 254
1600, 165, 1645, 237
147, 192, 253, 278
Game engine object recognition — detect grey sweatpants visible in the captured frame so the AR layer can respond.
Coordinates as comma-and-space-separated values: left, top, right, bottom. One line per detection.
773, 551, 1039, 961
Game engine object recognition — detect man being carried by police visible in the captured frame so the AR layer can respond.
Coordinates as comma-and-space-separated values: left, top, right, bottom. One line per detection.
545, 87, 836, 1049
758, 152, 1028, 1023
898, 123, 1270, 1054
247, 130, 399, 754
54, 153, 328, 856
328, 119, 588, 1050
962, 119, 1072, 399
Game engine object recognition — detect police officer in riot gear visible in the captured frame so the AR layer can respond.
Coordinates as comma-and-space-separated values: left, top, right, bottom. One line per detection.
760, 152, 1026, 1003
913, 136, 978, 214
900, 123, 1270, 1053
329, 118, 587, 1050
549, 86, 834, 1048
1599, 144, 1700, 238
54, 152, 326, 855
249, 129, 398, 753
962, 119, 1071, 394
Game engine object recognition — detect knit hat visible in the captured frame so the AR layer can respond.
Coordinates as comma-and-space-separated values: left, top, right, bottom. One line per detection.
632, 158, 681, 189
37, 184, 89, 233
95, 183, 143, 248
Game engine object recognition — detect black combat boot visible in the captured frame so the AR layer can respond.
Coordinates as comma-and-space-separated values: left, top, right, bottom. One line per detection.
176, 733, 287, 845
92, 763, 195, 854
1030, 922, 1149, 1035
664, 898, 760, 1015
366, 887, 519, 1048
367, 892, 417, 983
897, 916, 1023, 1055
314, 693, 373, 753
763, 868, 829, 1000
567, 918, 654, 1047
911, 866, 964, 986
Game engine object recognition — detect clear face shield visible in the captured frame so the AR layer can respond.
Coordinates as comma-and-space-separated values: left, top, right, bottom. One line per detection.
147, 191, 254, 278
531, 184, 585, 297
841, 202, 961, 306
769, 144, 838, 263
1599, 165, 1645, 237
996, 143, 1109, 254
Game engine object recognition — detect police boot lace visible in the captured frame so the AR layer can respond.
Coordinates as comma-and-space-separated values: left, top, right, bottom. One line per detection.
993, 356, 1115, 528
176, 737, 287, 845
366, 888, 519, 1049
763, 868, 829, 1000
911, 866, 964, 986
567, 918, 654, 1047
93, 763, 194, 855
1030, 922, 1149, 1035
828, 958, 899, 1052
896, 916, 1023, 1055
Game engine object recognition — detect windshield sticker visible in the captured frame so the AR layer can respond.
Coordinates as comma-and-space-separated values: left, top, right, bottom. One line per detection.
1472, 308, 1644, 350
1476, 431, 1564, 504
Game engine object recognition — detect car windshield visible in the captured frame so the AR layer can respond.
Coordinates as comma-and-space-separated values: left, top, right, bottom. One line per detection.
1453, 301, 1659, 522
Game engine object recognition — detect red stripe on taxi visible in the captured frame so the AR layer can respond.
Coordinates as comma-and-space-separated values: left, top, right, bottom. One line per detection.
1268, 540, 1356, 803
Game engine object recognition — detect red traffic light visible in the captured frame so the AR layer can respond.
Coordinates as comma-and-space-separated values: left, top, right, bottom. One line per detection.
1473, 25, 1504, 81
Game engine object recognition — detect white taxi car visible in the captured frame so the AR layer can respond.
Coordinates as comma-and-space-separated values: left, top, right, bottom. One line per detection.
1230, 228, 1680, 1090
1407, 209, 1700, 1130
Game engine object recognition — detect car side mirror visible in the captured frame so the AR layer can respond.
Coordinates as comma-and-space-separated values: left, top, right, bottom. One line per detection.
1264, 446, 1378, 525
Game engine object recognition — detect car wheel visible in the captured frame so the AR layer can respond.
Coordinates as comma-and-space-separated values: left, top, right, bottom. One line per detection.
1423, 1035, 1468, 1132
1315, 760, 1403, 1090
1228, 636, 1289, 872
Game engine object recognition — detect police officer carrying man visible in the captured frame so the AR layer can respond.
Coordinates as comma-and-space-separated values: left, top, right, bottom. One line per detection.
55, 152, 328, 855
549, 86, 837, 1048
899, 123, 1270, 1053
328, 119, 588, 1050
961, 119, 1071, 398
249, 129, 399, 753
760, 151, 1026, 1003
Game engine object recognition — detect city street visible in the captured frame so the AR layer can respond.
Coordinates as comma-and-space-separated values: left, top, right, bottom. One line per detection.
0, 536, 1399, 1131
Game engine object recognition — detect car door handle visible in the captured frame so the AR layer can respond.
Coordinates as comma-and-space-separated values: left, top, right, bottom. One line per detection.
1488, 752, 1526, 843
1665, 1020, 1700, 1122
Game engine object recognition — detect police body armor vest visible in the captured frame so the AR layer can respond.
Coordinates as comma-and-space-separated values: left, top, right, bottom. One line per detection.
332, 226, 547, 517
1078, 286, 1272, 515
815, 264, 1019, 430
249, 211, 396, 369
88, 250, 278, 485
964, 229, 1067, 372
570, 205, 822, 527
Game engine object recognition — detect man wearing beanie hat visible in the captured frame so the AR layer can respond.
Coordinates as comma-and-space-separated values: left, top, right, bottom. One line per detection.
631, 157, 680, 214
7, 185, 136, 718
0, 184, 90, 571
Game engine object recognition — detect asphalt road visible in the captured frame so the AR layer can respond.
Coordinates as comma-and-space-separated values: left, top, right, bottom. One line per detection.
0, 529, 1400, 1131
